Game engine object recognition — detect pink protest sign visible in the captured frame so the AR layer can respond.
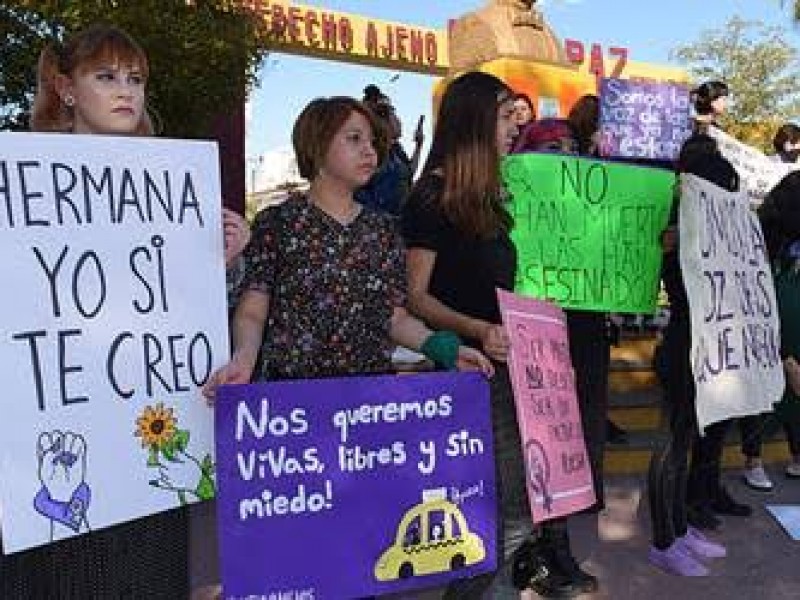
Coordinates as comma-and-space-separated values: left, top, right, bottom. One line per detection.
498, 290, 596, 523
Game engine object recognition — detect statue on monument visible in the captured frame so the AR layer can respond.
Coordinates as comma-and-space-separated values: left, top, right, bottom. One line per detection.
448, 0, 568, 71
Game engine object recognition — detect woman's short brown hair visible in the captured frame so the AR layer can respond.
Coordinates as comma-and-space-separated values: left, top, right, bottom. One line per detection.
292, 96, 388, 180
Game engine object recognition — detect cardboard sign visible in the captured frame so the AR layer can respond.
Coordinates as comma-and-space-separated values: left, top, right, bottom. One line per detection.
215, 372, 496, 599
679, 174, 784, 431
503, 153, 673, 313
498, 290, 595, 522
599, 77, 692, 161
0, 132, 228, 553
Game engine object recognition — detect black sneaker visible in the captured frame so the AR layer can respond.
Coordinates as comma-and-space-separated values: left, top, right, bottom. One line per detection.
687, 503, 722, 530
550, 546, 599, 594
512, 541, 579, 598
710, 487, 753, 517
540, 530, 600, 594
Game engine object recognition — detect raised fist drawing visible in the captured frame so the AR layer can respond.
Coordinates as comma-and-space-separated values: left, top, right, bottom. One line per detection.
34, 430, 91, 539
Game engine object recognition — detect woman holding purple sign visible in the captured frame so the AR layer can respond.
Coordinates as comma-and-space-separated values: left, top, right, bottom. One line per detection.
204, 96, 492, 390
402, 72, 594, 600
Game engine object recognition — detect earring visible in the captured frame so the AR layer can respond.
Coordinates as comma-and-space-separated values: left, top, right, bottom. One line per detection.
64, 95, 75, 107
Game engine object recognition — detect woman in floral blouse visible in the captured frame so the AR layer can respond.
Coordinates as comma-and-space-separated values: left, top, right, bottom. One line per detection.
205, 96, 492, 389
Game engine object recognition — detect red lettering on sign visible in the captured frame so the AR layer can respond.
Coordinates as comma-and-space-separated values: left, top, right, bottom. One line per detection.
340, 18, 354, 52
305, 10, 319, 47
609, 46, 629, 78
396, 26, 409, 61
271, 4, 287, 37
365, 22, 379, 57
425, 33, 438, 66
287, 7, 302, 42
409, 30, 424, 64
564, 39, 584, 65
381, 26, 394, 58
320, 13, 337, 50
589, 43, 605, 77
564, 40, 631, 80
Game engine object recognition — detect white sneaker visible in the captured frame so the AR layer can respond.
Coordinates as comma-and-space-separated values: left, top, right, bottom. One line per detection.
786, 462, 800, 479
743, 465, 774, 491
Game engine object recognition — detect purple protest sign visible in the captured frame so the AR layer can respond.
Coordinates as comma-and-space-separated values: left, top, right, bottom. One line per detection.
215, 372, 496, 600
599, 77, 692, 161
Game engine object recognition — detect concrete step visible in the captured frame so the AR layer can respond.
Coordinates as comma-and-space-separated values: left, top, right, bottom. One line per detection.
608, 387, 663, 431
608, 333, 659, 393
604, 425, 794, 475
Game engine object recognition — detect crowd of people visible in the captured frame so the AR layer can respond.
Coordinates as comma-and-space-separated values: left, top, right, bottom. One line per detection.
3, 21, 800, 600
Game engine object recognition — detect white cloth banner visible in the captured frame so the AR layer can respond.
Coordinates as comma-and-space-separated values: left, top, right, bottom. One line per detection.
0, 132, 229, 553
679, 174, 784, 431
708, 126, 797, 206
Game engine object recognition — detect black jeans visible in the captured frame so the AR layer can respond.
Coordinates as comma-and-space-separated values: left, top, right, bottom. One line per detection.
566, 310, 610, 510
443, 367, 536, 599
740, 414, 767, 458
648, 313, 695, 549
687, 420, 729, 507
740, 412, 800, 458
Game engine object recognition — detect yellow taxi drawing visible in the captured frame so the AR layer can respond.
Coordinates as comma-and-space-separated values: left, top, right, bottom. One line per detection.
374, 488, 486, 581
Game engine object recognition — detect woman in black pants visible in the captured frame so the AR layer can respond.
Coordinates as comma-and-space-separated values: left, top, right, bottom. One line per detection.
403, 73, 590, 599
647, 133, 730, 576
681, 81, 752, 528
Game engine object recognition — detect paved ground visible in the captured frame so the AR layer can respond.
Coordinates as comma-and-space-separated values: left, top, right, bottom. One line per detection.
411, 466, 800, 600
565, 468, 800, 600
196, 467, 800, 600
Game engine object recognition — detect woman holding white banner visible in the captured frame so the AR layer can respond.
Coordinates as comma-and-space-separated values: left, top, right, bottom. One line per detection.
691, 81, 728, 135
647, 133, 732, 577
0, 24, 191, 600
682, 82, 754, 525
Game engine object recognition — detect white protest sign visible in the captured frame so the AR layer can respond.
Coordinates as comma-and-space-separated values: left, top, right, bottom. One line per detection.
0, 132, 229, 553
679, 174, 784, 431
708, 126, 797, 206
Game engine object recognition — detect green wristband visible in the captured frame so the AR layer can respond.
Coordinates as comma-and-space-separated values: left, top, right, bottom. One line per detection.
420, 330, 462, 370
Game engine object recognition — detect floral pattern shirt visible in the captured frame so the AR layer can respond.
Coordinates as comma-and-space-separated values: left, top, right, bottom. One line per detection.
242, 193, 407, 380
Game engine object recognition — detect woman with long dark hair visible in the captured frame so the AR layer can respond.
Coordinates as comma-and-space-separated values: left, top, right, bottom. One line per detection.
402, 71, 592, 599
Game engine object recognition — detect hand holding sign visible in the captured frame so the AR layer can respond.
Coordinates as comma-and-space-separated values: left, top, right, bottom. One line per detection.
479, 324, 510, 363
204, 348, 259, 404
454, 346, 496, 377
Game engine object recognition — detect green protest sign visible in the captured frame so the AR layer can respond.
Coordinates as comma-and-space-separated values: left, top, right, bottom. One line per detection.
502, 153, 674, 313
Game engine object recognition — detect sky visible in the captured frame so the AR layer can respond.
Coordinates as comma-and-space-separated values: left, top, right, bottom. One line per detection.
246, 0, 796, 169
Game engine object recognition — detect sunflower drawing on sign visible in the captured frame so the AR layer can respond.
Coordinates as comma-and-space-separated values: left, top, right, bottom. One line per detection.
134, 403, 215, 504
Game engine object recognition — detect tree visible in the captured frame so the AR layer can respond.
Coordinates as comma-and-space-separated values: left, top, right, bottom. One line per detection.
0, 6, 49, 130
672, 16, 800, 151
0, 1, 272, 137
